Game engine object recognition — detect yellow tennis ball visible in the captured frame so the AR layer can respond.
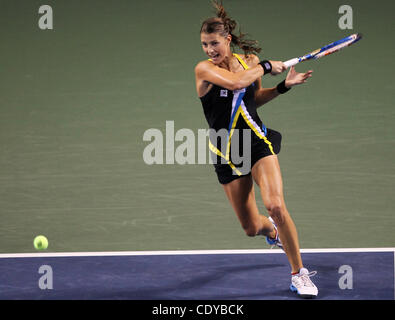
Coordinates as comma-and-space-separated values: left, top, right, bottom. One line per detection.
33, 235, 48, 250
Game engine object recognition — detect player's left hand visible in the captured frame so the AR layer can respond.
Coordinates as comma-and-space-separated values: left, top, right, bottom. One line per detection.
284, 66, 313, 88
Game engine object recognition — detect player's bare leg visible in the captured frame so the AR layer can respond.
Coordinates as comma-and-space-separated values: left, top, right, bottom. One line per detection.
251, 155, 303, 273
222, 175, 276, 238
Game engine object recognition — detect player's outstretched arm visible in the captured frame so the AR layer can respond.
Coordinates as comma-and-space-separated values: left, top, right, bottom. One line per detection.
195, 58, 286, 93
254, 67, 313, 108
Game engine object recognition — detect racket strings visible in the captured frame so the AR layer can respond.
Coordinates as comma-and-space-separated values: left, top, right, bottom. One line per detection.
315, 40, 355, 58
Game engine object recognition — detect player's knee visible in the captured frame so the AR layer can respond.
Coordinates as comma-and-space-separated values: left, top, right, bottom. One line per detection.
244, 229, 258, 237
242, 223, 260, 237
245, 228, 258, 237
266, 200, 286, 226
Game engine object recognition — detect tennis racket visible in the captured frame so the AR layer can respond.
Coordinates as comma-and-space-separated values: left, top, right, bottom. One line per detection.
284, 33, 362, 68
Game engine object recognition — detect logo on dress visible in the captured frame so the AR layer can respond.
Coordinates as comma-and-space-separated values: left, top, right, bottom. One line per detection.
233, 88, 246, 94
220, 89, 228, 97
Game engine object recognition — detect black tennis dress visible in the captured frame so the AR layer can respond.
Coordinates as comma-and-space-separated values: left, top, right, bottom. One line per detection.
199, 53, 282, 184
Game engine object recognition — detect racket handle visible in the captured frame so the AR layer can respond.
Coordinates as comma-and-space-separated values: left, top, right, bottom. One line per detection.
283, 58, 299, 68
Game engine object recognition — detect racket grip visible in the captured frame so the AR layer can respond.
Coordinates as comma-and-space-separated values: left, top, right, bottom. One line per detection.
284, 58, 299, 68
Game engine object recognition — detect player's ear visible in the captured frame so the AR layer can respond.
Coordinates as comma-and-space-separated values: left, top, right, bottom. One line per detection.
226, 34, 232, 45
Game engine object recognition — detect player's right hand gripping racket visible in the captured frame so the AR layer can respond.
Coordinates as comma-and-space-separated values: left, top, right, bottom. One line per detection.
284, 33, 362, 68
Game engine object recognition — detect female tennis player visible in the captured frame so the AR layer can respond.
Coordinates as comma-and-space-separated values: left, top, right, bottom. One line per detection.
195, 1, 318, 298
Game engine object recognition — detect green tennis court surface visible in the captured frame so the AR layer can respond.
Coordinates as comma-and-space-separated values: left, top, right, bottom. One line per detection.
0, 0, 394, 259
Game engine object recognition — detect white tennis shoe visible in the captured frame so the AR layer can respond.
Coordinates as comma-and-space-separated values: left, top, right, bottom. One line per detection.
290, 268, 318, 298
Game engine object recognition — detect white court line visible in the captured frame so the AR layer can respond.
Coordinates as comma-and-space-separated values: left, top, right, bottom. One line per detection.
0, 247, 394, 258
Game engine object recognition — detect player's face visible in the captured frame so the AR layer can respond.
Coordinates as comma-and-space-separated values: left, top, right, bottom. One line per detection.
200, 32, 231, 64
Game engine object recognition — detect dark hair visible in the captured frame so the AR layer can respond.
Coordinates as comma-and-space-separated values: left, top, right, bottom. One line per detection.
200, 0, 261, 56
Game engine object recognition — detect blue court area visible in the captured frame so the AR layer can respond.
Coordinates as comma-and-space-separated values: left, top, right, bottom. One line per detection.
0, 249, 393, 300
